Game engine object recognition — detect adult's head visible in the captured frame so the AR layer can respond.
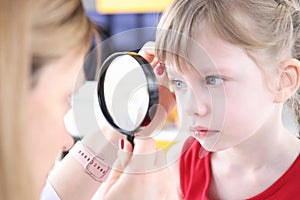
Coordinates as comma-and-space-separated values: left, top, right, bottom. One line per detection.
0, 0, 94, 199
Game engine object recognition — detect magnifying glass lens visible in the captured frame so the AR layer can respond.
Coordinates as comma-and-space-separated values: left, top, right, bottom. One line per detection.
97, 52, 159, 146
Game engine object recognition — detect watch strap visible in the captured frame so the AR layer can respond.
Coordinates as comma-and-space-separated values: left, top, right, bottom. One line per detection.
70, 141, 111, 182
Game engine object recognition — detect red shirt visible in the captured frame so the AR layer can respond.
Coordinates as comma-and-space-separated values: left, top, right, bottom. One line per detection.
179, 137, 300, 200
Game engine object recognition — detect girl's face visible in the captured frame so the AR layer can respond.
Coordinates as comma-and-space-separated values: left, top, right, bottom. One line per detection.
167, 31, 278, 151
27, 50, 84, 193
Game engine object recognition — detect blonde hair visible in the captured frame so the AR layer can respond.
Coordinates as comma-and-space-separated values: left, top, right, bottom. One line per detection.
156, 0, 300, 133
0, 0, 93, 199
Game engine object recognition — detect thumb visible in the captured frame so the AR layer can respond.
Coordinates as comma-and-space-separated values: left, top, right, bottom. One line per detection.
118, 139, 133, 168
138, 41, 156, 63
104, 139, 133, 183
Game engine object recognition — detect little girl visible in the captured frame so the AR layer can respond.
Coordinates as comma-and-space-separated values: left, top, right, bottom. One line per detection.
98, 0, 300, 199
155, 0, 300, 199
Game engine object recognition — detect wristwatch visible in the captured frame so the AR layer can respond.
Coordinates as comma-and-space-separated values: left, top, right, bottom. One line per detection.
70, 141, 111, 182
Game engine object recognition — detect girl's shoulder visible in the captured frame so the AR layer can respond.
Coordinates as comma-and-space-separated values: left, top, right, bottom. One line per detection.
250, 153, 300, 200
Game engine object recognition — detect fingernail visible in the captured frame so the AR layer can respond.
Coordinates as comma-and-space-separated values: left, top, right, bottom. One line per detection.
119, 139, 124, 150
156, 63, 165, 76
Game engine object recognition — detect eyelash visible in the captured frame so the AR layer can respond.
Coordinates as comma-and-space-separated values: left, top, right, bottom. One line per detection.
170, 80, 186, 91
205, 76, 224, 86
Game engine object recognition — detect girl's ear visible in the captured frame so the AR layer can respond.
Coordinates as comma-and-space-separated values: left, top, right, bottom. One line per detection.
274, 58, 300, 103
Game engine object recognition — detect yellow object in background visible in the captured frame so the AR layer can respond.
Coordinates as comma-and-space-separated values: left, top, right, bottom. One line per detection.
97, 0, 174, 14
167, 106, 179, 125
155, 106, 179, 151
155, 140, 177, 152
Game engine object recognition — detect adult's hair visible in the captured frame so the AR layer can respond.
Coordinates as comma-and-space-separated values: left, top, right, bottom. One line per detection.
156, 0, 300, 133
0, 0, 93, 199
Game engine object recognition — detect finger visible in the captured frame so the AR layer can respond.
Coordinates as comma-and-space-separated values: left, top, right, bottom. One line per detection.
152, 62, 177, 114
125, 138, 158, 173
139, 41, 155, 53
133, 137, 156, 154
116, 149, 132, 170
118, 139, 133, 168
105, 140, 133, 182
123, 138, 133, 152
136, 104, 168, 138
138, 41, 156, 63
159, 85, 176, 114
141, 50, 155, 64
153, 62, 168, 87
104, 157, 126, 186
150, 57, 160, 68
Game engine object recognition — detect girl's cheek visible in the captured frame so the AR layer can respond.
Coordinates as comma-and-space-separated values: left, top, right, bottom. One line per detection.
175, 94, 185, 120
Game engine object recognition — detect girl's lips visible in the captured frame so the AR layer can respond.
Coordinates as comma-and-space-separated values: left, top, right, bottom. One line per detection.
190, 126, 220, 138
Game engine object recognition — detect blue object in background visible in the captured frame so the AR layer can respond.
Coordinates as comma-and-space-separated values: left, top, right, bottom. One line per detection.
84, 11, 162, 80
87, 11, 161, 51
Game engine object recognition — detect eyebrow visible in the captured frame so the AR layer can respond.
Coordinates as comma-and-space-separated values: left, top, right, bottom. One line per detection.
166, 63, 235, 79
197, 65, 232, 74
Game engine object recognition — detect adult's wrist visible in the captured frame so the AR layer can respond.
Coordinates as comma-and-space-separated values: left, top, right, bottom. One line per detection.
69, 141, 111, 182
80, 128, 123, 165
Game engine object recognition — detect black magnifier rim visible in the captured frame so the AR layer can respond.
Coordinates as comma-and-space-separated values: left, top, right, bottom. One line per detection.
97, 52, 159, 137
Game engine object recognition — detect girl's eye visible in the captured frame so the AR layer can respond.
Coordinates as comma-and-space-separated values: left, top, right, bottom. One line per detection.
205, 76, 224, 86
170, 80, 187, 91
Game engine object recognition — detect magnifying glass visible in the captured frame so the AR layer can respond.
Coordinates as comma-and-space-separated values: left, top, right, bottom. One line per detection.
97, 52, 159, 146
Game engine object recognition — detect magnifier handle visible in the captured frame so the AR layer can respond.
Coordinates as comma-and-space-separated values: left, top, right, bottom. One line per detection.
126, 135, 135, 148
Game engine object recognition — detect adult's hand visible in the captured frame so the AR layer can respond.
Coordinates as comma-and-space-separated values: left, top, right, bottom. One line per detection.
96, 137, 182, 200
139, 41, 176, 115
48, 125, 123, 200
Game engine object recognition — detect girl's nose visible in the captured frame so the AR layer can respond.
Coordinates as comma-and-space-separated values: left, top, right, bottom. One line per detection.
185, 88, 209, 117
